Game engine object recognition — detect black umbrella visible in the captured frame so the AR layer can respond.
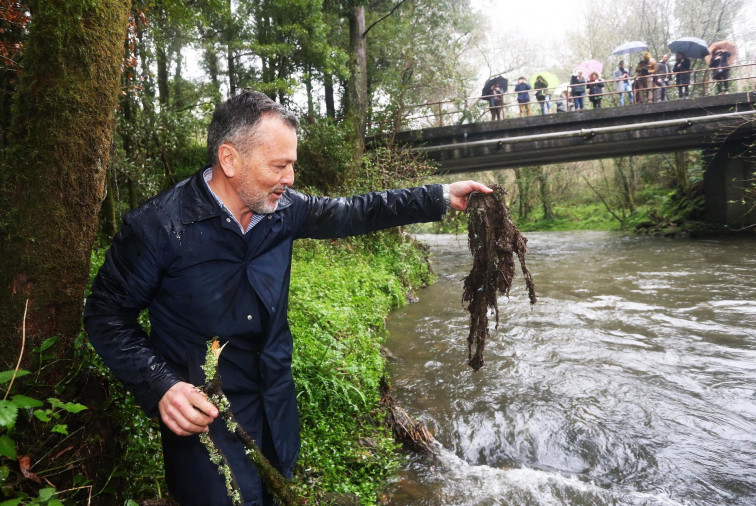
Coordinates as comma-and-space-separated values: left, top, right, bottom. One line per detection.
482, 76, 508, 99
668, 37, 709, 59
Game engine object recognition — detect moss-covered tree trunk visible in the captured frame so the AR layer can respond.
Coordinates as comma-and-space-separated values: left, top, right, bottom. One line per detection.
0, 0, 130, 374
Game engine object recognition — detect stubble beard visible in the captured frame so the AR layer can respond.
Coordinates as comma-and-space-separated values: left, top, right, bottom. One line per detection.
240, 185, 286, 215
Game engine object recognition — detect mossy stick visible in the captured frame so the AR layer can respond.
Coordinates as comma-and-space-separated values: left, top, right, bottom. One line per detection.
199, 339, 305, 506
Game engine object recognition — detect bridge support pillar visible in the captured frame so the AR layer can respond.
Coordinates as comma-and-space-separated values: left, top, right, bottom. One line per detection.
703, 138, 756, 229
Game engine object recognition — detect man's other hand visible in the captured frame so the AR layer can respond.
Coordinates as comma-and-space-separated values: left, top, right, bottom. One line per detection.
158, 381, 219, 436
449, 181, 493, 211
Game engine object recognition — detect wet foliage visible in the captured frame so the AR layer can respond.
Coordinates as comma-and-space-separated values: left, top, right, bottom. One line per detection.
463, 185, 537, 371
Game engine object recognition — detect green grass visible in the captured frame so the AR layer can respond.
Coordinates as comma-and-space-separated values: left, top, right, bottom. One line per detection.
518, 203, 620, 231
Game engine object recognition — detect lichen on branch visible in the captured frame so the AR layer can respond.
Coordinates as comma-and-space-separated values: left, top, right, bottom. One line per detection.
199, 338, 305, 505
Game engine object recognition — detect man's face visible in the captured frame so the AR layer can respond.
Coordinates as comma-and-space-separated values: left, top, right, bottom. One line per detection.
234, 115, 297, 215
662, 54, 669, 62
619, 61, 624, 68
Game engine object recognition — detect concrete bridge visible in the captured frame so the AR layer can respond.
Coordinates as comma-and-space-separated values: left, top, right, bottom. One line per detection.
371, 91, 756, 228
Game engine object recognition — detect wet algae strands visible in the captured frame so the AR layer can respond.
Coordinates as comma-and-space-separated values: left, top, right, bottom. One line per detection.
463, 185, 537, 370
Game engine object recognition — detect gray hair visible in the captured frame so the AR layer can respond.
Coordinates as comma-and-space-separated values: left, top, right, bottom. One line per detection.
207, 90, 299, 166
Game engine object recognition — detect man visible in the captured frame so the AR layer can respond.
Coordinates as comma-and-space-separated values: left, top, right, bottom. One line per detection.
83, 91, 491, 504
673, 52, 691, 98
654, 53, 671, 102
612, 60, 632, 106
514, 76, 531, 117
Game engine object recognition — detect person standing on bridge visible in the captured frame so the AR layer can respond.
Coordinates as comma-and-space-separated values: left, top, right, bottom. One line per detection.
83, 90, 493, 505
673, 53, 691, 98
709, 49, 732, 94
634, 52, 656, 104
488, 83, 504, 121
654, 53, 671, 102
613, 60, 633, 105
570, 69, 587, 111
515, 76, 532, 117
534, 75, 550, 115
587, 72, 605, 109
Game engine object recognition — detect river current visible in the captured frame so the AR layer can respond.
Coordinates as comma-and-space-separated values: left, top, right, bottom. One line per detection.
382, 231, 756, 505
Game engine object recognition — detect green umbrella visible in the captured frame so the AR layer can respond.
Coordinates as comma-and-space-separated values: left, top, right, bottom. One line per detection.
531, 71, 560, 92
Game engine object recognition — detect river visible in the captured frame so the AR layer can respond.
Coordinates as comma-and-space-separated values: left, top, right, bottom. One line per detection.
382, 231, 756, 505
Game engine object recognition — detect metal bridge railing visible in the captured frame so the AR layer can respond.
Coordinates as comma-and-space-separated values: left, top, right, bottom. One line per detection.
367, 61, 756, 136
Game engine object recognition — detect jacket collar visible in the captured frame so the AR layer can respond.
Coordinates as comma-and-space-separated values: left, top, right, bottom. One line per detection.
179, 166, 293, 225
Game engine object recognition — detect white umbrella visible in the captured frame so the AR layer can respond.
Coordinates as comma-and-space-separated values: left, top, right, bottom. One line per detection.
612, 41, 649, 55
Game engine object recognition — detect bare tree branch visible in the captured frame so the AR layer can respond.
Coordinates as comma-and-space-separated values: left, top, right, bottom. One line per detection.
363, 0, 411, 38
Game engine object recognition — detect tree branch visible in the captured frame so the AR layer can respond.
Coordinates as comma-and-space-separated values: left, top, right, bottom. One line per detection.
199, 340, 305, 506
363, 0, 411, 38
581, 174, 624, 224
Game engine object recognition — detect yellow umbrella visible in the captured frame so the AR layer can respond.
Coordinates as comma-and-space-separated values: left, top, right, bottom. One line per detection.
531, 71, 560, 92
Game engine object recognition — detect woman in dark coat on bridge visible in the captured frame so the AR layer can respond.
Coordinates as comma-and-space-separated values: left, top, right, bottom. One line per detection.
709, 49, 731, 94
587, 72, 605, 109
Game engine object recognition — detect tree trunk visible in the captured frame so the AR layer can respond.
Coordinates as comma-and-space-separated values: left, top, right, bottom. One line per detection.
203, 39, 221, 98
226, 34, 236, 96
346, 4, 367, 160
536, 166, 555, 219
304, 66, 314, 119
156, 40, 170, 105
514, 167, 534, 219
0, 0, 130, 371
324, 72, 336, 118
173, 47, 185, 110
614, 157, 637, 213
674, 151, 690, 192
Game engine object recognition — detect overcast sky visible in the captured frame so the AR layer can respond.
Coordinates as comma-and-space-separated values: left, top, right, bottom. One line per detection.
469, 0, 756, 61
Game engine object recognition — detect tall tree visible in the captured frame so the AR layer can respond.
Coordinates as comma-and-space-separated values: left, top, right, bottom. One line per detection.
674, 0, 744, 41
0, 0, 130, 372
367, 0, 479, 134
346, 2, 368, 156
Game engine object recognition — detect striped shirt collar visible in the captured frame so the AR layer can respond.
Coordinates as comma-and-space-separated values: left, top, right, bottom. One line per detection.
203, 167, 264, 234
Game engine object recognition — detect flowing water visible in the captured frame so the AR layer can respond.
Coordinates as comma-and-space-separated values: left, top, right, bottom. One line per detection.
382, 231, 756, 505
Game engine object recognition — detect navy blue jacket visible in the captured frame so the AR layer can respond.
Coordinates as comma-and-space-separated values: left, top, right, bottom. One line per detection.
514, 82, 531, 103
83, 168, 446, 504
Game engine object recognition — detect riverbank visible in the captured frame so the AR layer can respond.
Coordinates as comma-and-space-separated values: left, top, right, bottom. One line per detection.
288, 232, 434, 503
